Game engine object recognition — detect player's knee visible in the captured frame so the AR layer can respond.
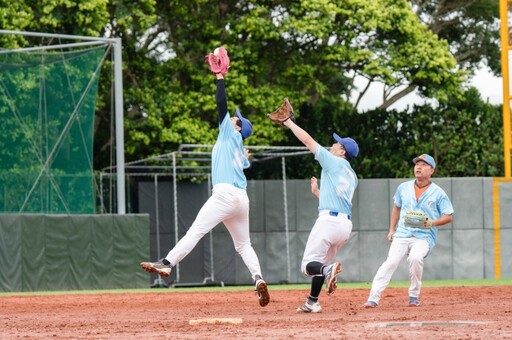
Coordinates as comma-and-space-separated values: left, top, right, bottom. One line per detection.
408, 253, 423, 264
300, 263, 308, 276
381, 260, 400, 272
305, 261, 323, 276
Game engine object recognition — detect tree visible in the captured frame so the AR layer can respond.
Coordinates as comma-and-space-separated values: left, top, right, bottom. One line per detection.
412, 0, 500, 73
1, 0, 499, 179
374, 0, 500, 110
346, 87, 503, 178
98, 0, 463, 164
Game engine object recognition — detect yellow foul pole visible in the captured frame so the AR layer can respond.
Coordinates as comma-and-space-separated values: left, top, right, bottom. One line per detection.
497, 0, 512, 279
500, 0, 512, 177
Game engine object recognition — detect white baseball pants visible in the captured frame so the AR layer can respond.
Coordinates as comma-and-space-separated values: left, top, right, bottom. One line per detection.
368, 237, 430, 303
301, 210, 353, 276
164, 183, 262, 280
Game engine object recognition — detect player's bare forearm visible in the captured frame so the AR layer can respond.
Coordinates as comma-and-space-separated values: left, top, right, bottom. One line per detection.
283, 119, 316, 153
389, 205, 400, 230
387, 205, 401, 242
432, 214, 453, 227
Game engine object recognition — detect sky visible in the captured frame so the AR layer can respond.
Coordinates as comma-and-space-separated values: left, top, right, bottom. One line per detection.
467, 67, 503, 105
354, 67, 504, 111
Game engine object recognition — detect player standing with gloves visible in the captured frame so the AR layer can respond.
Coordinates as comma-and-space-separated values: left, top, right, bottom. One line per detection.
140, 47, 270, 307
268, 101, 359, 313
363, 154, 454, 308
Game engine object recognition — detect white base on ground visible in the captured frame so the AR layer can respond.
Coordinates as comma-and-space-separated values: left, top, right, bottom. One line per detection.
189, 318, 243, 325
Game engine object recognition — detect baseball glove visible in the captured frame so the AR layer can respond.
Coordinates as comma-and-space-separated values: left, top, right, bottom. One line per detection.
404, 210, 433, 229
206, 47, 230, 76
267, 98, 295, 126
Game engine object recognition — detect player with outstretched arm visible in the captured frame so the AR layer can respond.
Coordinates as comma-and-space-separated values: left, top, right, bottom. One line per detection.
269, 102, 359, 313
140, 47, 270, 307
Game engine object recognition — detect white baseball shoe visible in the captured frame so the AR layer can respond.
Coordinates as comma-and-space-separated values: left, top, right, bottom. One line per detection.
297, 301, 322, 313
325, 262, 342, 296
140, 259, 172, 277
363, 301, 378, 308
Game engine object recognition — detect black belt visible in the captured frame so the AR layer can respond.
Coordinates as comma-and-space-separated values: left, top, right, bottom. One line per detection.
329, 211, 351, 220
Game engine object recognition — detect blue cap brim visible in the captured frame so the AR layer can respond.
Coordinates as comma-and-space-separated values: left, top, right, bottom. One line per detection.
235, 109, 253, 138
333, 133, 359, 159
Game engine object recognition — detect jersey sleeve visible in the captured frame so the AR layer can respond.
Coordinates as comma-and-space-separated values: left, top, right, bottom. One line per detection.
437, 192, 454, 216
393, 183, 405, 208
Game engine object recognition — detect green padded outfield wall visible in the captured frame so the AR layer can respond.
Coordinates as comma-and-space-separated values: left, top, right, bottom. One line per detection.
0, 214, 149, 292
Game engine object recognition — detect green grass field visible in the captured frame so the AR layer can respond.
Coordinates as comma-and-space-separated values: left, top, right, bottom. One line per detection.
1, 278, 510, 296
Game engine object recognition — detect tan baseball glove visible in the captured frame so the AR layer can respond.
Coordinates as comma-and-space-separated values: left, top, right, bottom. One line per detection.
267, 98, 295, 126
404, 210, 433, 229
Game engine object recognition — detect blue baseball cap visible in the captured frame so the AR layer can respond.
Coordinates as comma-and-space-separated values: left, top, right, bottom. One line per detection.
235, 108, 253, 138
413, 154, 436, 169
333, 133, 359, 159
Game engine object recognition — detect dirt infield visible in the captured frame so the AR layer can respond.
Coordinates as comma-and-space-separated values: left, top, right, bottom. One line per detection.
1, 286, 511, 339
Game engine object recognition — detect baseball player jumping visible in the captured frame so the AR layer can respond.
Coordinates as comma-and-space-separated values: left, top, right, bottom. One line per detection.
278, 115, 359, 313
364, 154, 454, 308
140, 47, 270, 307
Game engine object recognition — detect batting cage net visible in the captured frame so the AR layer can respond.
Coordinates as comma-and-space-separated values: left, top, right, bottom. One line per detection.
0, 45, 106, 213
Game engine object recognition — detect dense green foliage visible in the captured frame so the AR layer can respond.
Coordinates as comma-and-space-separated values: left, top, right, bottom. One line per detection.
353, 89, 503, 178
0, 0, 504, 179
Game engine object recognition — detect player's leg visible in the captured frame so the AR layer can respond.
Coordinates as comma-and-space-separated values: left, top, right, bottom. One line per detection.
407, 238, 430, 306
296, 275, 324, 313
140, 188, 234, 276
366, 237, 410, 305
296, 216, 340, 312
324, 218, 352, 295
223, 192, 262, 279
297, 234, 325, 312
222, 189, 269, 307
300, 215, 338, 274
165, 188, 236, 265
301, 215, 349, 296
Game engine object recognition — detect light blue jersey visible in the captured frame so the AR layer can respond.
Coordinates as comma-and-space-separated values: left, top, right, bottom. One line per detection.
211, 112, 250, 189
393, 180, 454, 249
314, 143, 358, 215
